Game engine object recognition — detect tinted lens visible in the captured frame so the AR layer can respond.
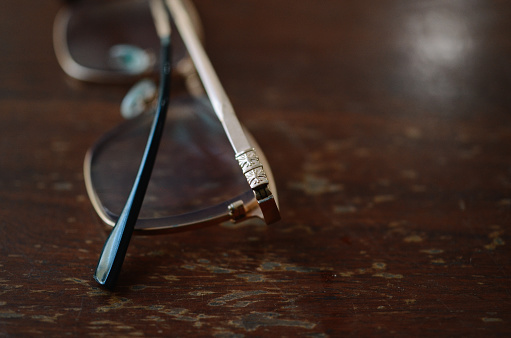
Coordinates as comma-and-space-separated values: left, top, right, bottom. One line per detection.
88, 95, 253, 225
63, 0, 188, 77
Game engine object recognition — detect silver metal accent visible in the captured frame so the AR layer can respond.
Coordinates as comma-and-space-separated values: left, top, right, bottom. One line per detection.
236, 148, 269, 189
235, 148, 280, 224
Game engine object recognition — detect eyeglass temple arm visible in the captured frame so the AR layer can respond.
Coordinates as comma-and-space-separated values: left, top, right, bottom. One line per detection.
93, 0, 172, 288
167, 0, 280, 224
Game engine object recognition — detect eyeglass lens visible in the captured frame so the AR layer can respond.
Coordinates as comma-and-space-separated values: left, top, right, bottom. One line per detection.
65, 0, 187, 74
90, 96, 252, 222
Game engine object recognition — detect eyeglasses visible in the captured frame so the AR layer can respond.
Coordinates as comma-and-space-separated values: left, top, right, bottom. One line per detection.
53, 0, 280, 288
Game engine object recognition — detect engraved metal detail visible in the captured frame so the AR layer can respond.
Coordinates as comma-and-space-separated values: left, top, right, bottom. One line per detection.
244, 166, 268, 188
236, 148, 269, 189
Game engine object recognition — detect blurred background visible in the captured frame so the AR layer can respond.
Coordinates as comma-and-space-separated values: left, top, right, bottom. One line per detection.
0, 0, 510, 336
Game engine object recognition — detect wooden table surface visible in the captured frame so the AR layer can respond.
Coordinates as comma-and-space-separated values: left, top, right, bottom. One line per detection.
1, 0, 510, 336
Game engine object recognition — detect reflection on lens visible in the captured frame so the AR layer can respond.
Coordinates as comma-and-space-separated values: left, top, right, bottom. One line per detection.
89, 95, 252, 222
109, 44, 154, 74
65, 0, 187, 75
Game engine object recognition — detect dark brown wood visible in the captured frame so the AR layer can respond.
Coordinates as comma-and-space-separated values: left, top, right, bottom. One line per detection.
1, 0, 510, 336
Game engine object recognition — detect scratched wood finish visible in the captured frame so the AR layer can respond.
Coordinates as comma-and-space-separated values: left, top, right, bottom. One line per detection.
1, 0, 510, 336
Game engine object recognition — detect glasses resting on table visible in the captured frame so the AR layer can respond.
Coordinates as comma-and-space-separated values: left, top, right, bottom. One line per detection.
53, 0, 280, 288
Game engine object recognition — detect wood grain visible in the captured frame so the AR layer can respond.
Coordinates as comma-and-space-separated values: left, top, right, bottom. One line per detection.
1, 0, 510, 336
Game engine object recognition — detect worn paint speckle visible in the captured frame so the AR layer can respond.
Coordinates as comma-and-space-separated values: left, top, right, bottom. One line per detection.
208, 290, 267, 307
146, 249, 166, 257
142, 316, 165, 322
116, 326, 135, 330
87, 287, 110, 297
89, 320, 122, 326
147, 305, 165, 311
373, 272, 403, 279
259, 262, 326, 273
162, 275, 179, 282
484, 230, 505, 250
340, 262, 403, 279
431, 259, 446, 265
212, 330, 244, 338
233, 301, 258, 308
208, 266, 234, 274
96, 296, 131, 313
0, 311, 24, 319
236, 274, 265, 282
338, 272, 354, 277
404, 235, 423, 243
482, 317, 503, 323
260, 262, 281, 271
62, 277, 89, 285
305, 333, 329, 338
420, 249, 444, 255
31, 314, 63, 323
231, 312, 316, 331
285, 266, 322, 273
159, 308, 202, 322
53, 181, 73, 191
159, 308, 187, 316
372, 262, 387, 270
189, 290, 215, 296
289, 174, 343, 195
389, 221, 405, 228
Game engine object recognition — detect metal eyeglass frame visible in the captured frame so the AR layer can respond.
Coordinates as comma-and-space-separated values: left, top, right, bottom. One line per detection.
53, 0, 280, 288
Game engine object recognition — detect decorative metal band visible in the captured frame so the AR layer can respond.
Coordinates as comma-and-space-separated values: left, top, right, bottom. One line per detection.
236, 148, 269, 189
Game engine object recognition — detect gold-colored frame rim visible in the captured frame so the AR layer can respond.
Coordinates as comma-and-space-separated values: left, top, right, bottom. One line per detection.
83, 125, 279, 233
53, 0, 204, 83
62, 0, 281, 231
